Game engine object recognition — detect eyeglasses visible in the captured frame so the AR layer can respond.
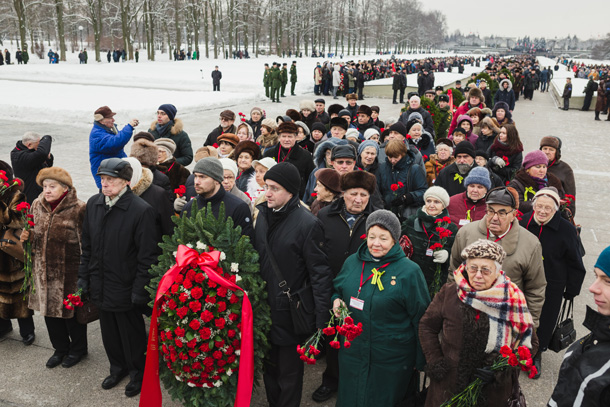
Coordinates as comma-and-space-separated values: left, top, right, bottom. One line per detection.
466, 265, 494, 276
219, 117, 231, 122
485, 208, 514, 219
263, 185, 283, 193
333, 160, 354, 166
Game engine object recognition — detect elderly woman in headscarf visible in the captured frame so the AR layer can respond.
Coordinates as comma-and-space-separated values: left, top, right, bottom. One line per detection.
256, 118, 279, 155
519, 187, 585, 377
419, 239, 537, 407
235, 122, 254, 142
233, 140, 260, 193
21, 167, 87, 368
310, 168, 341, 216
402, 186, 458, 298
425, 138, 455, 186
357, 140, 379, 175
332, 210, 430, 407
155, 137, 190, 190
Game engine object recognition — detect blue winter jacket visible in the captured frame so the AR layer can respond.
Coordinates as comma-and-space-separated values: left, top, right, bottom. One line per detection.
376, 150, 428, 214
89, 121, 134, 188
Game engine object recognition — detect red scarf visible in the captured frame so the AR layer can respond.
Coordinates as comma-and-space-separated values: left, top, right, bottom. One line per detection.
48, 190, 69, 211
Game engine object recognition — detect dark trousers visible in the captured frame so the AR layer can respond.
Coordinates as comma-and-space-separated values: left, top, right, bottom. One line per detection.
290, 81, 296, 95
264, 343, 304, 407
563, 97, 570, 110
213, 83, 220, 91
392, 88, 406, 103
99, 309, 147, 382
321, 340, 339, 389
0, 315, 34, 338
45, 315, 87, 356
357, 84, 364, 100
265, 85, 270, 98
281, 83, 287, 96
582, 93, 593, 111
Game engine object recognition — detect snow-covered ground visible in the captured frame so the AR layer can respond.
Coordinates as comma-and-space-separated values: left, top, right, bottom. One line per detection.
538, 56, 596, 96
0, 52, 481, 127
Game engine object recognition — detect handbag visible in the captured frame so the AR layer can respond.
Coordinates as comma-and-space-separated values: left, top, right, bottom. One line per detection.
0, 227, 24, 262
76, 298, 99, 324
264, 239, 316, 336
507, 370, 527, 407
548, 299, 577, 353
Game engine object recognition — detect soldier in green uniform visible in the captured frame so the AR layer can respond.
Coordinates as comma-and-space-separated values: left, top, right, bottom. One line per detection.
22, 48, 29, 64
290, 60, 297, 96
280, 63, 288, 97
435, 94, 452, 139
270, 62, 282, 103
263, 63, 271, 98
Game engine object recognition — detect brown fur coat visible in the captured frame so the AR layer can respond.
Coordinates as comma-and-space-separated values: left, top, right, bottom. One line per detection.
157, 157, 190, 190
28, 188, 85, 318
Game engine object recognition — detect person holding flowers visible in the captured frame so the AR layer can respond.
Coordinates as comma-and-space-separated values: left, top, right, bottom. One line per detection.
419, 239, 538, 407
20, 167, 88, 369
332, 209, 430, 406
401, 186, 458, 298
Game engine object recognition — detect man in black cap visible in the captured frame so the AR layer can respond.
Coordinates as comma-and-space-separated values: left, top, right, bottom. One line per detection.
454, 80, 465, 95
263, 122, 315, 197
78, 158, 160, 398
355, 105, 379, 139
449, 186, 546, 328
314, 98, 330, 124
436, 141, 485, 196
148, 104, 193, 166
290, 60, 297, 96
254, 162, 333, 407
180, 156, 253, 240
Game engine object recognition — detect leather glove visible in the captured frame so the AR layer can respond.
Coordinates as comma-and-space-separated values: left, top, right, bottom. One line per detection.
433, 249, 449, 264
77, 278, 89, 295
174, 196, 187, 212
133, 303, 152, 317
563, 292, 576, 301
474, 367, 495, 384
391, 193, 414, 207
493, 156, 506, 168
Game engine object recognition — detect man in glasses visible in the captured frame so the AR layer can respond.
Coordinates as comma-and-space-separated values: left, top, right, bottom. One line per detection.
204, 110, 236, 147
448, 186, 546, 327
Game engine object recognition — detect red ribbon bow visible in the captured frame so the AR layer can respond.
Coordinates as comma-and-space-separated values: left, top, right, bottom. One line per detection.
140, 245, 254, 407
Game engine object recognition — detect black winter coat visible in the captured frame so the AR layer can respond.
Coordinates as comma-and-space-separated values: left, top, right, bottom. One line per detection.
204, 124, 237, 147
182, 186, 253, 241
150, 166, 173, 201
436, 163, 502, 197
263, 144, 315, 198
148, 119, 193, 166
317, 197, 372, 277
10, 136, 54, 204
254, 196, 333, 345
399, 107, 436, 138
77, 189, 161, 311
246, 119, 262, 139
211, 70, 222, 84
236, 166, 255, 192
519, 210, 586, 350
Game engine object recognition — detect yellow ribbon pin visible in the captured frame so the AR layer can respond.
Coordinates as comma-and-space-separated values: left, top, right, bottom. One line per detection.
370, 268, 385, 291
524, 186, 535, 201
454, 173, 464, 184
466, 209, 472, 221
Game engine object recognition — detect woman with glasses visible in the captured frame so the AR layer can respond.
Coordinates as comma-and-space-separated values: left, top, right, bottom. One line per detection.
519, 187, 586, 378
419, 239, 537, 407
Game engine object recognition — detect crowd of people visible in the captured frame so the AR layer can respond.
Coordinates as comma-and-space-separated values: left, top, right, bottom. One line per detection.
0, 53, 608, 407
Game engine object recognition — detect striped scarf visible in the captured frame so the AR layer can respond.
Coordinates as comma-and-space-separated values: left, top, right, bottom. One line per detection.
454, 264, 533, 353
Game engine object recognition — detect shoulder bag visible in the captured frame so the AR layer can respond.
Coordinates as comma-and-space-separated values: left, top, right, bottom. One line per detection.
0, 227, 24, 262
548, 299, 577, 352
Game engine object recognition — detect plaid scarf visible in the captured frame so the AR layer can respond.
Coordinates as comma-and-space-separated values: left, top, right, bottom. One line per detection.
454, 264, 533, 353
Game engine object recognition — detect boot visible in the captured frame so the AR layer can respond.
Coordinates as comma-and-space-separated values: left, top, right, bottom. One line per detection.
533, 352, 542, 379
595, 111, 601, 121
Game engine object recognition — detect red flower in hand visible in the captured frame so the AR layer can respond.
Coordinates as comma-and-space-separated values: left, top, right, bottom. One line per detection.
360, 234, 366, 240
397, 181, 404, 188
174, 185, 186, 197
508, 354, 519, 367
390, 184, 399, 192
528, 365, 538, 379
500, 345, 513, 358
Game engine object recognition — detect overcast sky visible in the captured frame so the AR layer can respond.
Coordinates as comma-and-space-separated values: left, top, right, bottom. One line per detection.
422, 0, 608, 40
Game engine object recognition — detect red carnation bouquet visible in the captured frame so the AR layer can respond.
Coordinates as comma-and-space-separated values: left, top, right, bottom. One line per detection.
440, 345, 536, 407
174, 185, 186, 198
428, 216, 453, 298
297, 303, 362, 364
63, 288, 84, 310
15, 201, 35, 294
0, 171, 22, 195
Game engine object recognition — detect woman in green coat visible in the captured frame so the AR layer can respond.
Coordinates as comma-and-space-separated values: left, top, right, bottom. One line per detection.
402, 186, 458, 298
332, 210, 431, 407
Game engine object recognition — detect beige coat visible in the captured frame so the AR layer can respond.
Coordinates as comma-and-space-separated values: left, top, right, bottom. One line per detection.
448, 217, 546, 327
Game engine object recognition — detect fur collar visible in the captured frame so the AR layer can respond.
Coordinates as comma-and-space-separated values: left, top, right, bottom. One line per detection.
131, 168, 153, 196
149, 118, 184, 135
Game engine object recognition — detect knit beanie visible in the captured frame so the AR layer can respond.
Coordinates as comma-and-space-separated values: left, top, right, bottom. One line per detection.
311, 122, 327, 134
454, 141, 476, 158
533, 187, 560, 207
154, 138, 177, 157
388, 122, 407, 138
522, 150, 548, 169
315, 169, 341, 194
358, 140, 379, 156
595, 246, 610, 278
263, 162, 300, 196
158, 104, 177, 121
366, 209, 401, 243
363, 128, 380, 140
461, 239, 506, 263
464, 166, 492, 190
219, 158, 238, 178
193, 157, 224, 183
424, 186, 450, 209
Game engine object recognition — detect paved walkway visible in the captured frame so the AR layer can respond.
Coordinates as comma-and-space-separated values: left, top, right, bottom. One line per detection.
0, 89, 608, 406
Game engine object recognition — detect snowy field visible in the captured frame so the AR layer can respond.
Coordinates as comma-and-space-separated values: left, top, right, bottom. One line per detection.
0, 52, 477, 127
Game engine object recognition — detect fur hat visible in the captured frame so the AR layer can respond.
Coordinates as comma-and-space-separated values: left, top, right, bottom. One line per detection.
264, 162, 300, 196
277, 121, 299, 135
194, 146, 218, 162
366, 209, 401, 243
467, 87, 483, 102
158, 104, 177, 121
315, 168, 341, 195
285, 109, 301, 122
424, 186, 450, 208
94, 106, 116, 121
330, 117, 349, 131
36, 167, 73, 188
130, 139, 158, 167
299, 100, 316, 112
327, 104, 344, 116
193, 157, 224, 183
346, 93, 358, 101
357, 105, 373, 117
261, 118, 277, 131
219, 158, 238, 178
234, 140, 260, 161
522, 150, 548, 169
217, 133, 240, 147
436, 138, 454, 150
533, 187, 560, 207
464, 166, 491, 190
485, 186, 519, 209
340, 171, 377, 195
154, 138, 177, 155
439, 95, 449, 103
133, 131, 155, 143
539, 136, 561, 161
294, 121, 311, 136
480, 117, 500, 134
461, 239, 506, 264
370, 105, 380, 113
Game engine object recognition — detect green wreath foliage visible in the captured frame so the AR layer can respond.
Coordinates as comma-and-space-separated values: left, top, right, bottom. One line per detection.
147, 201, 271, 407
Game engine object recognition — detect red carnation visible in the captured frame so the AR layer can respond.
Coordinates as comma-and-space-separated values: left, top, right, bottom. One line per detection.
168, 299, 177, 310
179, 292, 189, 303
183, 279, 193, 289
189, 319, 201, 330
508, 354, 518, 367
176, 274, 184, 283
213, 351, 223, 360
170, 284, 179, 295
186, 269, 196, 281
390, 184, 398, 191
229, 294, 239, 304
199, 342, 211, 352
176, 306, 188, 319
323, 326, 336, 336
360, 234, 366, 239
228, 329, 236, 338
343, 340, 351, 348
225, 345, 234, 355
189, 301, 202, 313
217, 287, 228, 297
500, 345, 513, 358
215, 318, 226, 329
188, 349, 199, 358
165, 331, 173, 340
195, 273, 205, 283
208, 280, 217, 288
344, 316, 354, 325
175, 327, 185, 337
187, 339, 197, 349
217, 301, 227, 312
528, 365, 538, 379
175, 338, 184, 348
517, 346, 531, 361
217, 359, 227, 367
201, 310, 214, 322
191, 287, 203, 300
311, 192, 317, 197
203, 357, 214, 366
205, 294, 217, 304
397, 181, 404, 188
215, 340, 224, 348
232, 339, 240, 349
228, 313, 239, 322
199, 327, 211, 340
227, 355, 236, 363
